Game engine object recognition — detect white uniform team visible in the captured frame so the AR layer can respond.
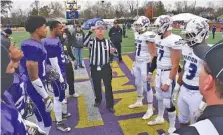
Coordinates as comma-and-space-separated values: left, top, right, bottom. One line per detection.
129, 16, 156, 120
177, 44, 203, 124
130, 15, 209, 134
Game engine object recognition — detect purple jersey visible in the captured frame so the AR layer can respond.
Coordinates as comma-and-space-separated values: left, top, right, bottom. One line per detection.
20, 39, 47, 80
42, 37, 66, 75
5, 65, 26, 115
1, 92, 27, 135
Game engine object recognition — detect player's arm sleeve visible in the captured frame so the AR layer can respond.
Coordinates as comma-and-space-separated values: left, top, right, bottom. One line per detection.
49, 57, 64, 83
150, 56, 157, 73
83, 31, 93, 48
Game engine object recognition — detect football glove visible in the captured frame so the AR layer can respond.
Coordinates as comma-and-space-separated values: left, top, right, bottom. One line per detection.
45, 98, 53, 112
25, 120, 46, 135
172, 83, 181, 105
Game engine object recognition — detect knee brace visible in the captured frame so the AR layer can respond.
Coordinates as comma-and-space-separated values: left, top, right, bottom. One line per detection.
167, 106, 176, 112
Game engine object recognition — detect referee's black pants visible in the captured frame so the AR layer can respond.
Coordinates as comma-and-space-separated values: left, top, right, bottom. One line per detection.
114, 43, 122, 61
91, 64, 114, 108
66, 61, 75, 95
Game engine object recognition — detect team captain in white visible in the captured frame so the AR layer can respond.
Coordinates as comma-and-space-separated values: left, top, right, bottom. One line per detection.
147, 15, 181, 134
172, 18, 209, 128
128, 16, 156, 120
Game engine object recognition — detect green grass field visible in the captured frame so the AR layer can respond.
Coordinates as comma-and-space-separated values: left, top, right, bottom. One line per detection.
11, 29, 222, 58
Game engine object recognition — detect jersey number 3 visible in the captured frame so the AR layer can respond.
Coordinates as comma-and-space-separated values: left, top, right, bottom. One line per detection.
185, 61, 197, 80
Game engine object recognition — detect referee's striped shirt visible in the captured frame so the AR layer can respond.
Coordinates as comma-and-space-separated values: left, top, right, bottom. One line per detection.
84, 31, 117, 66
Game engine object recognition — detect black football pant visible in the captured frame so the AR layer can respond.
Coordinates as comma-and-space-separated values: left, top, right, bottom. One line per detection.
66, 61, 75, 95
91, 64, 114, 108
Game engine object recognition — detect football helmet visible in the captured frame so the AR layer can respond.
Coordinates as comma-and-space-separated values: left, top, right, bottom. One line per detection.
181, 18, 209, 47
153, 15, 173, 35
133, 16, 150, 33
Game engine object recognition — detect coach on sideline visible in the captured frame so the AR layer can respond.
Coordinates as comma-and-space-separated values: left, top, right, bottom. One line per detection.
83, 21, 117, 113
173, 39, 223, 135
109, 20, 123, 63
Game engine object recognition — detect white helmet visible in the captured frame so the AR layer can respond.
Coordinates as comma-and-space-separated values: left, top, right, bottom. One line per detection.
133, 16, 150, 33
153, 15, 173, 35
182, 18, 209, 47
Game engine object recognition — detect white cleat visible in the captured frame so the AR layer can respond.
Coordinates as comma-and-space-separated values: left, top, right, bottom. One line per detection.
73, 93, 80, 98
168, 127, 176, 133
148, 117, 165, 125
142, 109, 153, 120
128, 102, 143, 109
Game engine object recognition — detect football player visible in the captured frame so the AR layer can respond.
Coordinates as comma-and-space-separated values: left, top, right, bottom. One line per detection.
172, 18, 209, 127
42, 21, 71, 132
20, 16, 53, 134
1, 38, 45, 135
147, 15, 181, 134
128, 16, 156, 120
4, 62, 26, 115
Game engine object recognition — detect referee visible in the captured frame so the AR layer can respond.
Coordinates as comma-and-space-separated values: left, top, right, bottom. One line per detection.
84, 22, 117, 113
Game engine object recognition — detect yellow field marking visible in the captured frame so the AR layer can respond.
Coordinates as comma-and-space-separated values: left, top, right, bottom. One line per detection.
75, 95, 104, 128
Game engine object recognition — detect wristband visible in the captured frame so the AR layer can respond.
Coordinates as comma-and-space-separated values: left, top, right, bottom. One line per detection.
165, 79, 173, 86
31, 78, 48, 99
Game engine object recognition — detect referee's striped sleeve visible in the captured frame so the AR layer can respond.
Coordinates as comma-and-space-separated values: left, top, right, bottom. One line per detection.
108, 40, 118, 55
83, 31, 93, 47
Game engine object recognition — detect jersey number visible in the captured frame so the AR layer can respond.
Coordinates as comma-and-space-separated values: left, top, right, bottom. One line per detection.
136, 43, 141, 56
185, 61, 197, 80
158, 49, 164, 61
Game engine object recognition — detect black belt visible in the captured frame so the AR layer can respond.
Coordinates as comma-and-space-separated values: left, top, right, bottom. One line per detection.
161, 69, 171, 71
182, 81, 199, 90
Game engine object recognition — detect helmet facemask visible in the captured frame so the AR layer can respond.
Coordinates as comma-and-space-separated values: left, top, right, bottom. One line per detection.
181, 23, 209, 47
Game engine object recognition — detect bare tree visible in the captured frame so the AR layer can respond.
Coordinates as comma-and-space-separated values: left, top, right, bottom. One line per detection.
10, 8, 28, 25
165, 4, 173, 12
31, 0, 40, 15
1, 0, 13, 15
174, 1, 183, 13
126, 0, 136, 17
114, 1, 128, 18
49, 1, 64, 18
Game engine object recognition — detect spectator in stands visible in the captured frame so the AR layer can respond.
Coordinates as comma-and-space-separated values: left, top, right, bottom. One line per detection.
212, 25, 216, 39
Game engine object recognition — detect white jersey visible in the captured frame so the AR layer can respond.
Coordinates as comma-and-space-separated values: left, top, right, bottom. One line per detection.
134, 31, 155, 62
155, 34, 182, 69
182, 45, 202, 87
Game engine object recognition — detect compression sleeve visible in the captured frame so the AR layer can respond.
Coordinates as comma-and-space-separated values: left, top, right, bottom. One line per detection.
150, 56, 157, 73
